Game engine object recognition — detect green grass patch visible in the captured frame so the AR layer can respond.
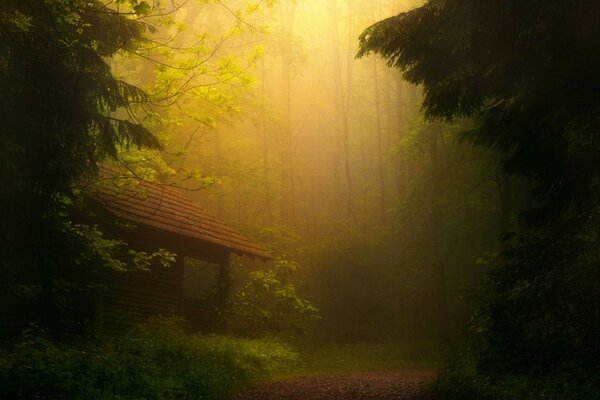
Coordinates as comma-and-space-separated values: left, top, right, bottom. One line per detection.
293, 341, 442, 374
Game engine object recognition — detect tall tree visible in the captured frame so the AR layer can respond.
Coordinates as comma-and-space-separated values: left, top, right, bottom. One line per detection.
0, 0, 162, 334
358, 0, 600, 219
329, 0, 355, 221
370, 0, 387, 224
279, 0, 297, 225
0, 0, 161, 224
358, 0, 600, 371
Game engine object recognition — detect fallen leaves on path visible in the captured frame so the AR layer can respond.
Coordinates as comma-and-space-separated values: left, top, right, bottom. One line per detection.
230, 370, 437, 400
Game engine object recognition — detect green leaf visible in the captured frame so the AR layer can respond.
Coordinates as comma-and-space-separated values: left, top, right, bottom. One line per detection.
134, 1, 151, 16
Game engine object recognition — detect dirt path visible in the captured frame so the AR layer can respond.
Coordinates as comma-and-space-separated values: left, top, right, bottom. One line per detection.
230, 370, 437, 400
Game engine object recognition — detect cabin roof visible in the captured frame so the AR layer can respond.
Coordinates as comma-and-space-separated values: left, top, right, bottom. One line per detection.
88, 167, 272, 261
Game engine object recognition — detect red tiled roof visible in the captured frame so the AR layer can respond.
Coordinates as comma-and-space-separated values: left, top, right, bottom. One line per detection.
88, 167, 271, 261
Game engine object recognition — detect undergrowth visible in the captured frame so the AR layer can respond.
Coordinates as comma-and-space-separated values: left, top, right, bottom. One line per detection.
296, 340, 442, 374
0, 319, 299, 400
432, 354, 600, 400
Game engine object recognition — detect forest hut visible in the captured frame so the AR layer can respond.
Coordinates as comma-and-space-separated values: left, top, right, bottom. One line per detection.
85, 168, 271, 330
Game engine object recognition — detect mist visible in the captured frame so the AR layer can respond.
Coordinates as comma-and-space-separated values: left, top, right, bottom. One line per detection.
173, 0, 489, 351
2, 0, 598, 399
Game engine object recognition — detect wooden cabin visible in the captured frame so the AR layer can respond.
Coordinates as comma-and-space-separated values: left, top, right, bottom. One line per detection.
86, 169, 271, 330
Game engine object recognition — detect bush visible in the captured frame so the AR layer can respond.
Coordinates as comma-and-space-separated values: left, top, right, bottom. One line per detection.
433, 353, 600, 400
225, 258, 320, 338
471, 225, 600, 374
0, 319, 299, 400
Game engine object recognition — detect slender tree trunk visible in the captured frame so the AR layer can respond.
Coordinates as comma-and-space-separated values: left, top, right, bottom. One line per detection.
359, 119, 369, 231
214, 128, 224, 219
498, 174, 512, 234
429, 123, 450, 344
260, 12, 273, 225
383, 67, 396, 221
394, 74, 408, 198
216, 254, 231, 308
344, 0, 356, 222
371, 1, 386, 224
372, 29, 386, 224
330, 0, 355, 222
279, 0, 296, 226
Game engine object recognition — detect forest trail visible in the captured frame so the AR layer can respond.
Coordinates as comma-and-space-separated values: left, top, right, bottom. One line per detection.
230, 370, 437, 400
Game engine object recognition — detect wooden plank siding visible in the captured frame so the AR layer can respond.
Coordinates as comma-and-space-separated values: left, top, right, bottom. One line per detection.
102, 258, 182, 325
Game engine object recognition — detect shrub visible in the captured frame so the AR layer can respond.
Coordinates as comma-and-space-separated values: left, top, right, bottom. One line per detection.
225, 258, 320, 338
471, 226, 600, 374
433, 353, 600, 400
0, 319, 299, 400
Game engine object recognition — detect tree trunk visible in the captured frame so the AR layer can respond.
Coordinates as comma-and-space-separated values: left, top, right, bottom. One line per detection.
371, 1, 386, 225
498, 174, 512, 234
429, 123, 450, 344
330, 0, 355, 222
259, 13, 274, 226
279, 0, 297, 226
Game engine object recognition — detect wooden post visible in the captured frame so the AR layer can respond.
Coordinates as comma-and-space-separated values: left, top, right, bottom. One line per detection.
215, 253, 231, 308
177, 255, 185, 317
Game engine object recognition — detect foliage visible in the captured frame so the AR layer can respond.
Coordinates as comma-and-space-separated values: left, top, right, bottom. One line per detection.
358, 0, 600, 218
470, 219, 600, 374
0, 0, 165, 336
358, 0, 600, 383
0, 0, 160, 212
68, 221, 175, 273
0, 214, 176, 339
0, 318, 299, 400
433, 353, 600, 400
111, 0, 271, 188
225, 258, 320, 338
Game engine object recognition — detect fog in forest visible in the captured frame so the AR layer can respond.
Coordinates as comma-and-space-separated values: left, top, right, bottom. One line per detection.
2, 0, 599, 398
157, 1, 445, 348
171, 0, 485, 351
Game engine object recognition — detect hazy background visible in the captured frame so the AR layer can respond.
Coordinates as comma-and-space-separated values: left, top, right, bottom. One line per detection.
141, 0, 509, 355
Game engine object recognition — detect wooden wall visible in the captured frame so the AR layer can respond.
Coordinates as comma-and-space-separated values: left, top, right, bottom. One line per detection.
101, 255, 184, 328
85, 205, 232, 331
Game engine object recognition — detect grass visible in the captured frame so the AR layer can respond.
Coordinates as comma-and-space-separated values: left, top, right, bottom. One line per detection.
291, 340, 442, 375
0, 319, 448, 400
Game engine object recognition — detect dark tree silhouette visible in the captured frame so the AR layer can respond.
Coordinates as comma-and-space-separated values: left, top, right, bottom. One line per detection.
358, 0, 600, 219
0, 0, 161, 335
